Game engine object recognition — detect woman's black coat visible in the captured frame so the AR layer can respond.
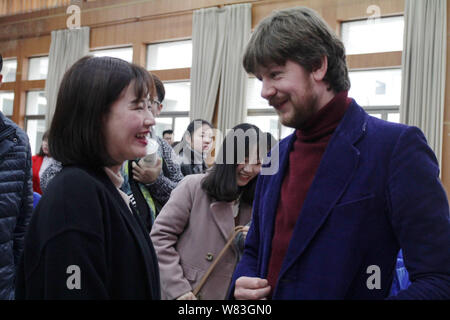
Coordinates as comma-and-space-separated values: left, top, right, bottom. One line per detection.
15, 166, 161, 299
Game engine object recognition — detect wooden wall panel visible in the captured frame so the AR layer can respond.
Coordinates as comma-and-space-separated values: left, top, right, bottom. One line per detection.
152, 68, 191, 82
0, 0, 71, 17
0, 0, 252, 42
90, 12, 192, 50
335, 0, 404, 21
22, 35, 51, 57
347, 51, 402, 70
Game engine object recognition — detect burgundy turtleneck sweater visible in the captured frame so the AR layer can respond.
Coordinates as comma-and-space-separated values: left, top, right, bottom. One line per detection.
266, 91, 352, 295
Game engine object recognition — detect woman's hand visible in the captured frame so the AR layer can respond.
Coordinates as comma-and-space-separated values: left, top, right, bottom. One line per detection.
132, 158, 162, 184
177, 291, 197, 300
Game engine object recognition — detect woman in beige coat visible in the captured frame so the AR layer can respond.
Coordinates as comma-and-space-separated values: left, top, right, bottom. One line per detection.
150, 123, 270, 300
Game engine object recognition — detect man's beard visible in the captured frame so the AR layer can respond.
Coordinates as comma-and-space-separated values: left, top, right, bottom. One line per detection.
278, 91, 319, 130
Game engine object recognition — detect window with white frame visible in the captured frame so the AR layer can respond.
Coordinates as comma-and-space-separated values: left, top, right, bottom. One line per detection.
0, 58, 17, 82
342, 14, 403, 124
146, 40, 192, 143
341, 16, 404, 55
25, 91, 47, 155
348, 68, 401, 122
0, 92, 14, 117
28, 56, 49, 80
91, 47, 133, 63
245, 77, 295, 140
147, 40, 192, 70
154, 81, 190, 142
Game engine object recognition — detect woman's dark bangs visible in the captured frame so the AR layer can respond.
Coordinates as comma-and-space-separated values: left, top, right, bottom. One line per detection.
132, 67, 153, 101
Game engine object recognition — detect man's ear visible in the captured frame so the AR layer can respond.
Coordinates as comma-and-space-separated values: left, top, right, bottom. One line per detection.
157, 103, 163, 116
312, 56, 328, 82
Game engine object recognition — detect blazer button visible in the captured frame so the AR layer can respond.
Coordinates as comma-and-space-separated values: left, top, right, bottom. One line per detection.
206, 253, 214, 261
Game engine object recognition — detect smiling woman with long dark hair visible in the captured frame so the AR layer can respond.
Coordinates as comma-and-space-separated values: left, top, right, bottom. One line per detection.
150, 123, 272, 300
15, 56, 161, 300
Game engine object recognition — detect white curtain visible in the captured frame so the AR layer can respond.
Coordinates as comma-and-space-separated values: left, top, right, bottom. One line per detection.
217, 4, 252, 135
400, 0, 447, 166
190, 4, 252, 134
45, 27, 89, 129
190, 7, 227, 123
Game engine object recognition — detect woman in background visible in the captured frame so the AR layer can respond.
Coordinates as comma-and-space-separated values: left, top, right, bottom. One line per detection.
31, 131, 51, 194
173, 119, 213, 176
151, 123, 270, 300
16, 56, 161, 299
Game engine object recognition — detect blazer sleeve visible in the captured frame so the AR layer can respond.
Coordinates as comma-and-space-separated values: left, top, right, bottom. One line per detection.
386, 126, 450, 299
150, 176, 195, 300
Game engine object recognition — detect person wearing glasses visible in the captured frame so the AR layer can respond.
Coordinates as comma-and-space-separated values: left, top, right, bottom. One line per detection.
162, 129, 174, 146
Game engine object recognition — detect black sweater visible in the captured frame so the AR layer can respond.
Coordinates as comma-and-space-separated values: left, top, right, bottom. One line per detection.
15, 166, 160, 299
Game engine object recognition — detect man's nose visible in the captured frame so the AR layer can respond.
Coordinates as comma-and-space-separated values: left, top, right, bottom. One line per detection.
261, 79, 276, 101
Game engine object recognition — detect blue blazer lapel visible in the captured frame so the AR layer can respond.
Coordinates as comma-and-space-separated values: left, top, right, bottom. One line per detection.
277, 102, 368, 282
259, 135, 295, 277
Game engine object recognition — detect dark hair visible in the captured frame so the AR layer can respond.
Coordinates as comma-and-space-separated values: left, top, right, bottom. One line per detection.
49, 56, 154, 168
172, 141, 180, 148
182, 119, 214, 146
162, 129, 173, 136
201, 123, 271, 205
37, 130, 50, 157
0, 54, 3, 72
243, 6, 350, 93
151, 73, 165, 103
185, 119, 213, 136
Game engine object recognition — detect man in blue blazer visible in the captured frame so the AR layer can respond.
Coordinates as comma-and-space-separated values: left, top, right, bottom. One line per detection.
230, 7, 450, 299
